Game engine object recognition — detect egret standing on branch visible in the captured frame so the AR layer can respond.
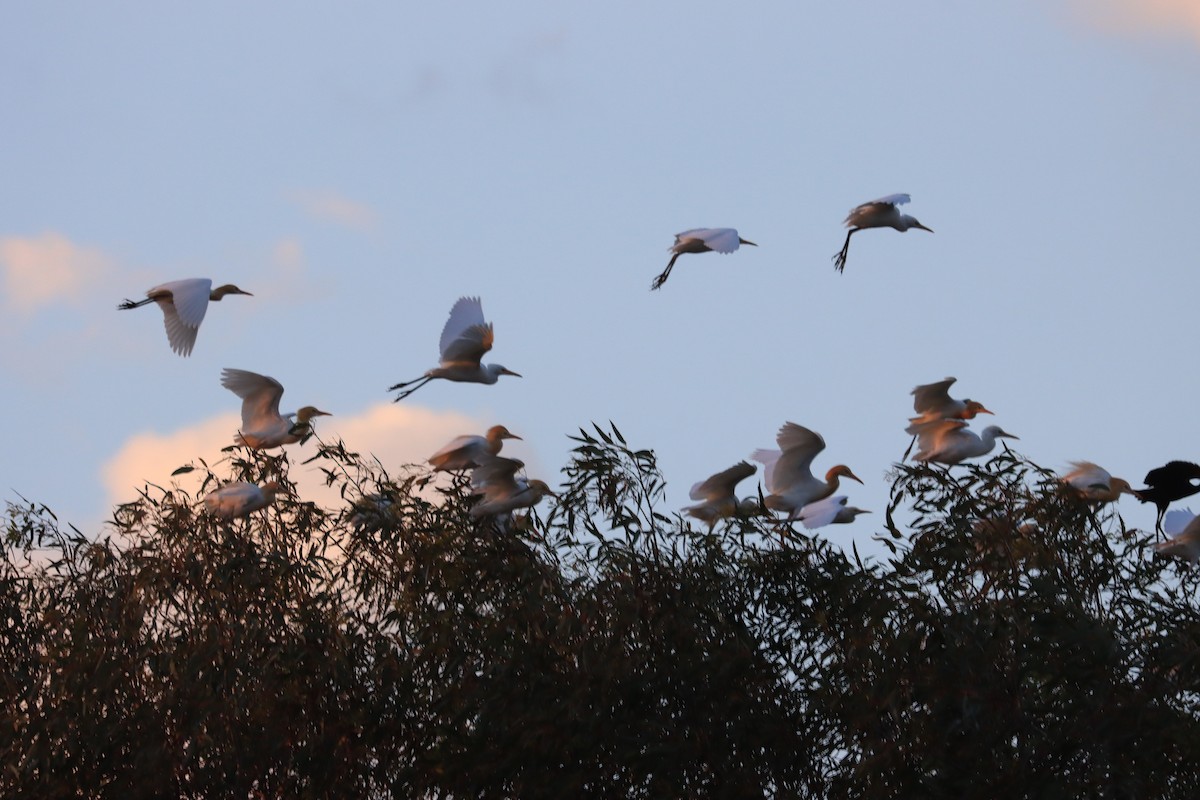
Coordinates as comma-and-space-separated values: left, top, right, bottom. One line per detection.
651, 228, 756, 290
832, 194, 932, 273
1060, 461, 1134, 504
390, 297, 521, 401
902, 377, 992, 460
220, 368, 330, 449
203, 481, 285, 520
751, 422, 862, 519
683, 461, 759, 528
1156, 508, 1200, 563
468, 455, 557, 518
117, 278, 252, 357
429, 425, 522, 472
908, 419, 1018, 465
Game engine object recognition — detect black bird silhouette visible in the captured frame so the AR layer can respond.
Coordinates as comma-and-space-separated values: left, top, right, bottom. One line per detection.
1134, 461, 1200, 535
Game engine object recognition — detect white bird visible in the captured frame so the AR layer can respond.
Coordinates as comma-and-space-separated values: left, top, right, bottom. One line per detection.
469, 455, 556, 518
651, 228, 757, 290
220, 368, 331, 449
832, 194, 932, 273
796, 495, 871, 530
117, 278, 252, 356
390, 297, 521, 400
903, 377, 992, 460
751, 423, 862, 519
908, 419, 1018, 465
1156, 508, 1200, 563
429, 425, 522, 472
203, 480, 284, 520
683, 461, 758, 528
1060, 461, 1135, 504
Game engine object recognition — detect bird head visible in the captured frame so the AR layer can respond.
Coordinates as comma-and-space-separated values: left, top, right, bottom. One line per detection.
909, 219, 934, 233
296, 406, 332, 423
1110, 478, 1136, 497
984, 426, 1019, 441
489, 425, 522, 441
962, 400, 993, 418
211, 284, 253, 300
528, 480, 558, 500
491, 365, 522, 379
845, 507, 871, 520
829, 465, 863, 485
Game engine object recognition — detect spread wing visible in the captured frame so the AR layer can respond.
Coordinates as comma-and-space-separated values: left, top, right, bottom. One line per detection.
439, 297, 489, 360
689, 461, 756, 502
911, 377, 956, 416
221, 368, 285, 429
771, 423, 825, 489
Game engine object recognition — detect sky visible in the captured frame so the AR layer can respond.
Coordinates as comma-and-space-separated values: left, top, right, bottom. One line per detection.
3, 1, 1199, 556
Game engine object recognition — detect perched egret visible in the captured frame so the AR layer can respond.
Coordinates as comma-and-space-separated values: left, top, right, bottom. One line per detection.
1134, 461, 1200, 535
220, 368, 330, 449
429, 425, 522, 472
796, 495, 870, 530
651, 228, 757, 290
1155, 508, 1200, 563
203, 481, 284, 520
903, 377, 992, 459
1060, 461, 1134, 504
751, 423, 862, 519
683, 461, 758, 528
469, 455, 556, 518
908, 419, 1018, 465
117, 278, 252, 357
832, 194, 932, 273
390, 297, 520, 400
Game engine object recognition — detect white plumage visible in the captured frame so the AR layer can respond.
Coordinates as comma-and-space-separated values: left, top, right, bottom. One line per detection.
220, 368, 330, 449
651, 228, 756, 290
117, 278, 252, 356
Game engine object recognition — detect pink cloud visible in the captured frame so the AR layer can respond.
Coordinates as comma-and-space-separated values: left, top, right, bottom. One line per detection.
1, 233, 115, 314
1065, 0, 1200, 44
290, 189, 378, 231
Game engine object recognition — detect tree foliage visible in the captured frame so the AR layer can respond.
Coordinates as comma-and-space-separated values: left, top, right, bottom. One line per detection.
3, 425, 1200, 798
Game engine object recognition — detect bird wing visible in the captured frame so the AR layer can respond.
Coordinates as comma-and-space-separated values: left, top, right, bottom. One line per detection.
911, 377, 956, 416
771, 423, 825, 489
439, 297, 487, 358
1145, 461, 1200, 486
429, 434, 483, 463
698, 228, 741, 254
865, 193, 910, 208
798, 495, 848, 530
159, 278, 213, 329
750, 448, 781, 492
441, 323, 493, 365
1163, 508, 1196, 537
221, 368, 285, 428
1063, 461, 1111, 491
689, 461, 756, 502
470, 455, 523, 496
204, 481, 260, 516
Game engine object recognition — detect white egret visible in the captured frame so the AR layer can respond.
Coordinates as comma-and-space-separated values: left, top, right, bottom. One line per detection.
220, 368, 331, 449
908, 419, 1018, 465
651, 228, 757, 290
203, 480, 284, 520
468, 455, 556, 518
751, 423, 862, 519
683, 461, 758, 528
117, 278, 252, 357
429, 425, 522, 472
1155, 508, 1200, 563
1060, 461, 1134, 504
903, 377, 993, 460
796, 495, 871, 530
1135, 461, 1200, 535
832, 194, 932, 273
390, 297, 521, 400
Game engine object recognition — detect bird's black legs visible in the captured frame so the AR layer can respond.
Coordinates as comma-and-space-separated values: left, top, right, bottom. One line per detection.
901, 434, 917, 462
116, 297, 154, 310
389, 376, 431, 401
832, 229, 856, 273
650, 253, 680, 291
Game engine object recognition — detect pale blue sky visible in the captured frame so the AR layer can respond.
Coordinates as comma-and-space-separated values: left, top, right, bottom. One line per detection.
3, 2, 1199, 550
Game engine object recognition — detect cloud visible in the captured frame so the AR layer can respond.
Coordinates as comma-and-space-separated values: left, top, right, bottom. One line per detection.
1, 233, 115, 314
290, 189, 378, 231
101, 403, 491, 513
1064, 0, 1200, 44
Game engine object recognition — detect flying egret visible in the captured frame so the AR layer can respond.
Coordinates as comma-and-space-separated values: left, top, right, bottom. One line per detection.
203, 480, 284, 520
389, 297, 521, 401
220, 368, 331, 449
1155, 508, 1200, 563
832, 194, 932, 273
429, 425, 522, 472
751, 423, 862, 519
468, 455, 556, 518
902, 377, 993, 459
651, 228, 757, 290
117, 278, 252, 357
1134, 461, 1200, 535
1060, 461, 1134, 504
908, 419, 1018, 465
683, 461, 758, 528
796, 495, 871, 530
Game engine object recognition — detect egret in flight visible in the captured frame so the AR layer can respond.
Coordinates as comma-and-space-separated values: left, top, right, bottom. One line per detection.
651, 228, 756, 290
117, 278, 252, 356
796, 495, 871, 530
220, 368, 330, 449
903, 377, 992, 460
751, 422, 862, 519
832, 194, 932, 273
390, 297, 520, 400
1060, 461, 1134, 504
1134, 461, 1200, 535
908, 419, 1018, 465
1156, 508, 1200, 563
429, 425, 522, 472
683, 461, 759, 528
204, 480, 284, 520
468, 455, 556, 518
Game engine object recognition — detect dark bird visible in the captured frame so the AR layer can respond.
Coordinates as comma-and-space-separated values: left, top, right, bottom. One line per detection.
1134, 461, 1200, 535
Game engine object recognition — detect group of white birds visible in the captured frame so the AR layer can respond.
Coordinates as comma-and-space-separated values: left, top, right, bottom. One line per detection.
116, 200, 1200, 563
